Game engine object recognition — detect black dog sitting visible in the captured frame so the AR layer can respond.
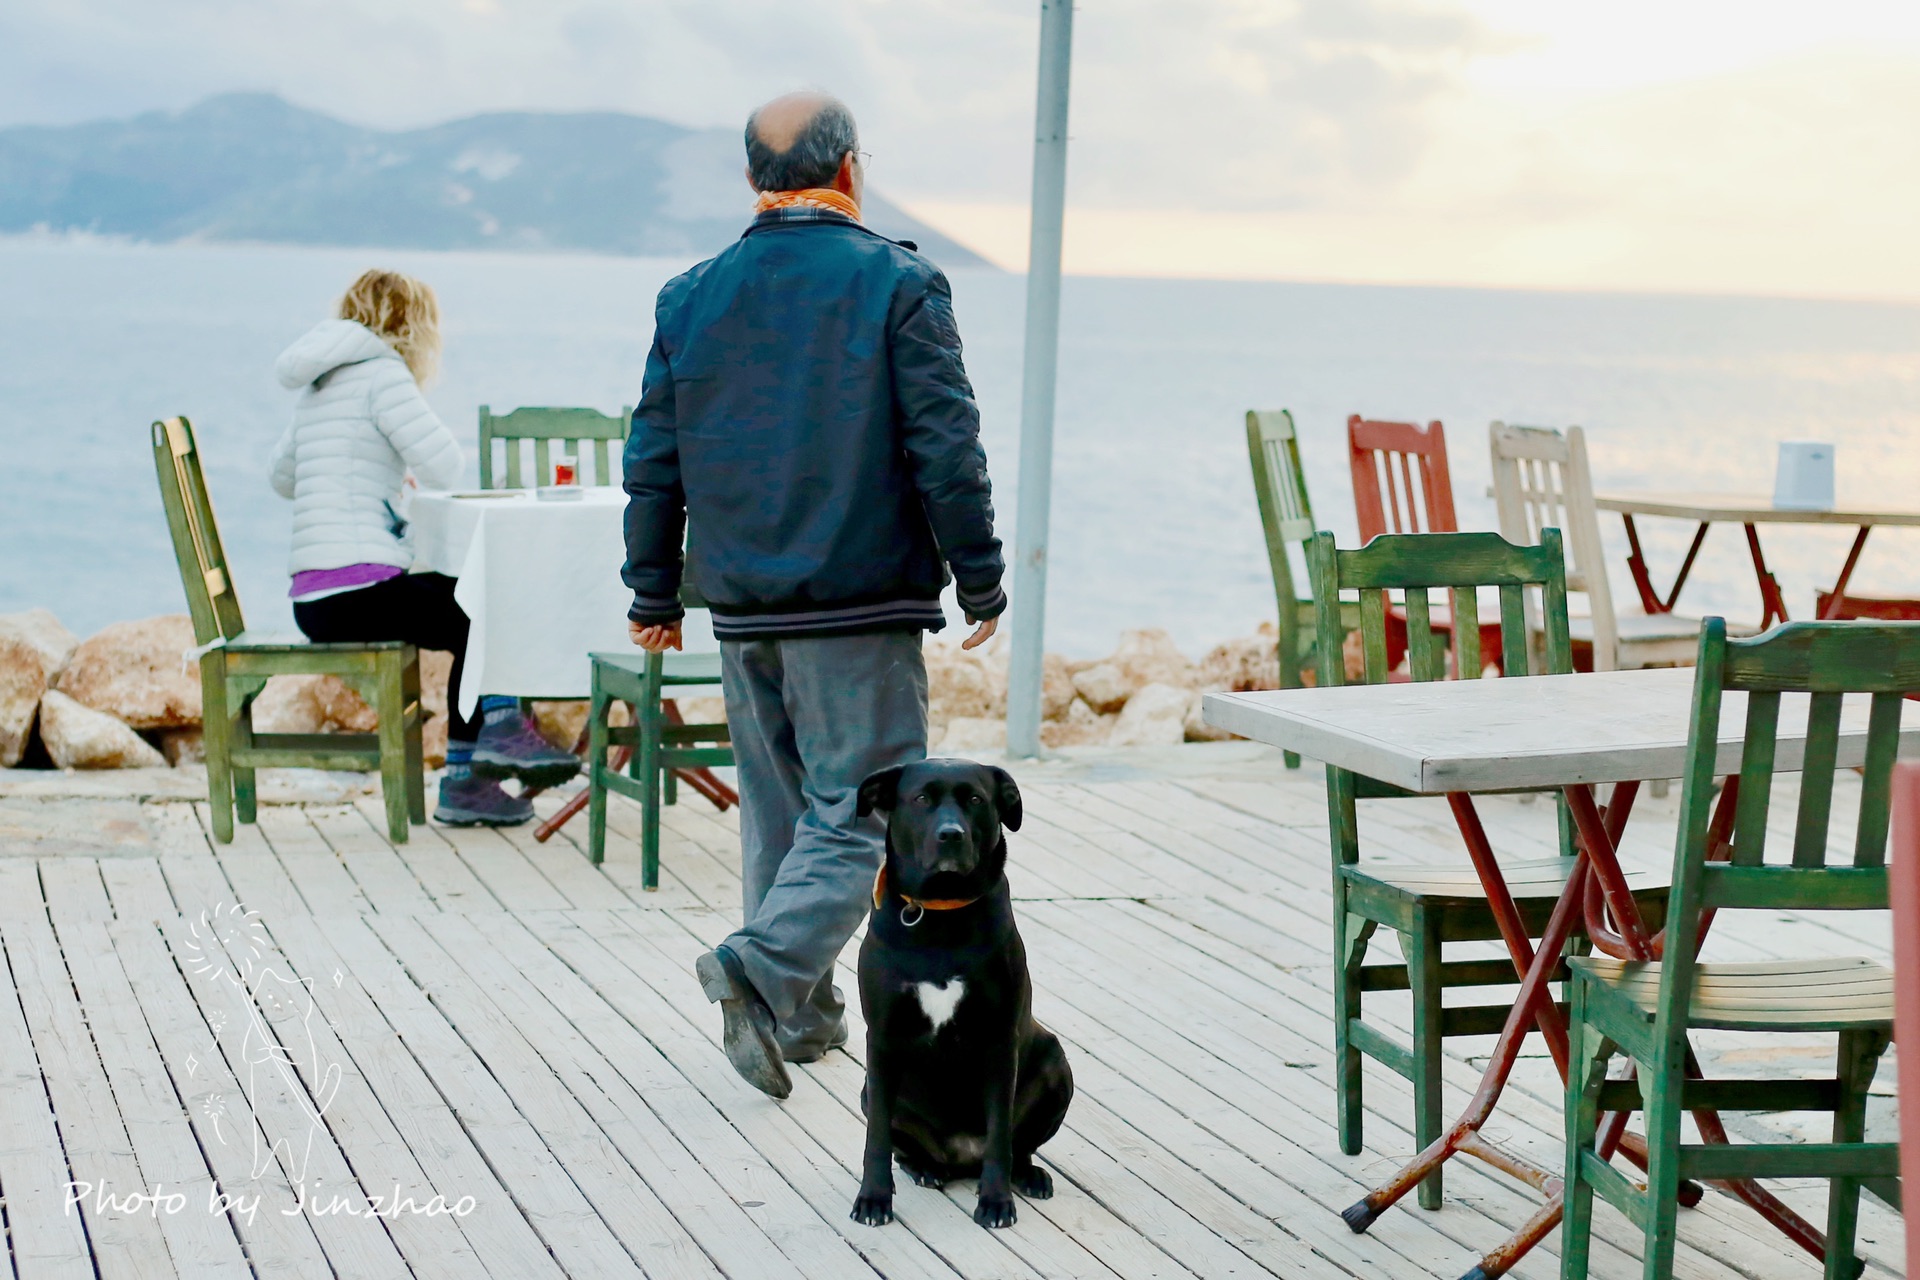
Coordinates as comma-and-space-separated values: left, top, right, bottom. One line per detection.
850, 758, 1073, 1230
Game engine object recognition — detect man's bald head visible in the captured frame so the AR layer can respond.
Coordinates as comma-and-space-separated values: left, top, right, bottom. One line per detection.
745, 93, 859, 193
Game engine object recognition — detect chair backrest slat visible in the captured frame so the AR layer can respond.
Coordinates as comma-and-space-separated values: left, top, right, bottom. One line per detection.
1490, 422, 1621, 670
1404, 589, 1444, 681
1453, 586, 1482, 678
478, 405, 631, 490
1359, 589, 1390, 683
1497, 583, 1530, 674
1855, 693, 1903, 868
1245, 410, 1322, 693
1349, 416, 1457, 545
1732, 691, 1781, 866
1790, 692, 1845, 866
150, 416, 246, 646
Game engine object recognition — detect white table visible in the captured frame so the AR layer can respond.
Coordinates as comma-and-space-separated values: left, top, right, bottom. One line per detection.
1593, 489, 1920, 628
1205, 666, 1918, 792
410, 488, 706, 718
1203, 668, 1913, 1273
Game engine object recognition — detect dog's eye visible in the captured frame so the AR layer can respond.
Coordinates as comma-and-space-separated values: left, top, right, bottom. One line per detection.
912, 793, 933, 807
964, 793, 983, 806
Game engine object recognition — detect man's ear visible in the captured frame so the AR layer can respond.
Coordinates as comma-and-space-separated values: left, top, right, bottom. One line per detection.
857, 764, 907, 818
988, 766, 1023, 831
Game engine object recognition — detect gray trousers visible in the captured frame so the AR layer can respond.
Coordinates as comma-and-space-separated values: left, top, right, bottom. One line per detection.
718, 631, 927, 1057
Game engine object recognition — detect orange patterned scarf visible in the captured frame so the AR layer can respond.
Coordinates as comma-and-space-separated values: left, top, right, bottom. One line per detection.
755, 187, 862, 221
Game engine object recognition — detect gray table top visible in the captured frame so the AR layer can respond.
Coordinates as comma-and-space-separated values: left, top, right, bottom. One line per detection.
1203, 667, 1915, 793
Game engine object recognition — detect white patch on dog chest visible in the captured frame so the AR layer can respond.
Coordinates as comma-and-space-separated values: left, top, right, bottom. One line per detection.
913, 979, 965, 1032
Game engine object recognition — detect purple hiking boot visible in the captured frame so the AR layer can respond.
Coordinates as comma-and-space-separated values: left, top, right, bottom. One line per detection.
470, 714, 581, 787
433, 775, 534, 827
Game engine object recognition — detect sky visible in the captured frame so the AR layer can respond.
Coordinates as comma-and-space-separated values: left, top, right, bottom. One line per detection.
6, 0, 1920, 298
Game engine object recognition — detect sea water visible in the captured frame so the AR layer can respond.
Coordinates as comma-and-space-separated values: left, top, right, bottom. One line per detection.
3, 235, 1918, 659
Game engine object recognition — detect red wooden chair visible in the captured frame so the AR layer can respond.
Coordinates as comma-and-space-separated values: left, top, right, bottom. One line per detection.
1347, 415, 1504, 673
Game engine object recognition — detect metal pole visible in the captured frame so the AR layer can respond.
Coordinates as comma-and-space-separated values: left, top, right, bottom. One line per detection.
1005, 0, 1074, 758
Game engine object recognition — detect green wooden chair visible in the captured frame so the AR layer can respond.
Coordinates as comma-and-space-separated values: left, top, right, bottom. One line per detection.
1310, 528, 1669, 1208
151, 416, 424, 843
477, 405, 630, 489
1246, 409, 1323, 769
586, 605, 733, 888
1562, 618, 1908, 1280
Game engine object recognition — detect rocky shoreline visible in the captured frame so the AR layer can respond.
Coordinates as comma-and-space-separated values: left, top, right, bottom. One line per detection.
0, 609, 1294, 772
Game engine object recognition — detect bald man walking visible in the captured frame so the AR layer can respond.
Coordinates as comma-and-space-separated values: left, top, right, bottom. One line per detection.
623, 93, 1006, 1098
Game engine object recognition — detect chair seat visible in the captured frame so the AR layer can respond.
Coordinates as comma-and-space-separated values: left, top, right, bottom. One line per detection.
1571, 955, 1893, 1032
1560, 613, 1762, 647
225, 630, 408, 653
590, 650, 724, 685
1348, 856, 1664, 905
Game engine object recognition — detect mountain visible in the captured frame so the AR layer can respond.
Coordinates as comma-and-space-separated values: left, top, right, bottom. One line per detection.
0, 93, 993, 269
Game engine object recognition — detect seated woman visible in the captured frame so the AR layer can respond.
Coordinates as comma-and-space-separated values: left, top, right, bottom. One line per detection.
269, 268, 577, 826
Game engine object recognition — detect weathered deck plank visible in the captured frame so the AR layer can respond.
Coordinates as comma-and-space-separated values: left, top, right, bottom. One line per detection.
0, 746, 1903, 1278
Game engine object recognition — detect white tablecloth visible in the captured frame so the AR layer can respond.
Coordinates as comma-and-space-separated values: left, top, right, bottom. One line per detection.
409, 488, 709, 718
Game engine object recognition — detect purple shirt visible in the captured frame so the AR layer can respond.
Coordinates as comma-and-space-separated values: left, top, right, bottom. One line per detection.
289, 563, 404, 601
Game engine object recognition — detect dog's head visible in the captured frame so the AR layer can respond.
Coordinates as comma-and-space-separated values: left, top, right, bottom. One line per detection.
857, 757, 1022, 903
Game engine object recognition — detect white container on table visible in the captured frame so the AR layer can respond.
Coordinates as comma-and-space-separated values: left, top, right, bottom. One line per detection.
1773, 440, 1835, 511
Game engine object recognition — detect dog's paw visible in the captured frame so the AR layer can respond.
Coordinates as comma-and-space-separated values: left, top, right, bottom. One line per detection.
1013, 1162, 1054, 1199
901, 1164, 946, 1189
974, 1193, 1018, 1229
850, 1191, 894, 1227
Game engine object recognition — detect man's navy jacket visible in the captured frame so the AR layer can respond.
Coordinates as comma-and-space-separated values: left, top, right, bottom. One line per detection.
621, 206, 1006, 641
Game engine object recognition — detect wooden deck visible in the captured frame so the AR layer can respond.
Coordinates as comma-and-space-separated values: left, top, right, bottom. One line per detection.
0, 744, 1903, 1279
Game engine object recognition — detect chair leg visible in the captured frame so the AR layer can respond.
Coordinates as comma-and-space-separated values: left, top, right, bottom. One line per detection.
639, 670, 664, 892
1560, 982, 1610, 1280
663, 698, 679, 805
1404, 913, 1444, 1209
403, 654, 426, 824
231, 682, 258, 826
1334, 910, 1375, 1157
587, 685, 613, 866
374, 654, 411, 844
1639, 1052, 1688, 1280
201, 656, 235, 843
1825, 1029, 1887, 1280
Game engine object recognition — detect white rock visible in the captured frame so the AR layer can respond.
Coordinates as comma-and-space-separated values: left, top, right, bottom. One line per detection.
938, 716, 1007, 752
157, 727, 205, 766
1040, 652, 1077, 721
925, 639, 1004, 729
0, 608, 79, 683
57, 615, 202, 729
1111, 628, 1199, 692
39, 691, 166, 769
1070, 662, 1131, 714
1196, 624, 1282, 693
1184, 693, 1235, 742
1108, 683, 1195, 747
0, 631, 46, 766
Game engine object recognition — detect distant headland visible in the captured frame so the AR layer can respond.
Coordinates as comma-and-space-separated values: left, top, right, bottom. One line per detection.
0, 93, 993, 269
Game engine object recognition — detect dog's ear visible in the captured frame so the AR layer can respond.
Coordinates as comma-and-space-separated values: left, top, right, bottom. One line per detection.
987, 766, 1023, 831
857, 764, 907, 817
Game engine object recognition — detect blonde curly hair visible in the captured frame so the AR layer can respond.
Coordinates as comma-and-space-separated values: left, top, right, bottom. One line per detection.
337, 269, 441, 384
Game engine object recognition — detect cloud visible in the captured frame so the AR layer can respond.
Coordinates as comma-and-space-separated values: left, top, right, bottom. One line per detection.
0, 0, 1491, 214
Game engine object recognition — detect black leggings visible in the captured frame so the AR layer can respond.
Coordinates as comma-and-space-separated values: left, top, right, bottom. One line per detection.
293, 572, 480, 741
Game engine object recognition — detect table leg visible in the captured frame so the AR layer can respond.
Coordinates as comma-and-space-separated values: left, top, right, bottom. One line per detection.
1622, 516, 1709, 615
1343, 786, 1638, 1235
1819, 526, 1873, 618
1744, 523, 1791, 627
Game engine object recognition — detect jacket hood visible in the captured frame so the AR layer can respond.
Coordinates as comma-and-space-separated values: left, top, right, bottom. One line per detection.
276, 319, 399, 389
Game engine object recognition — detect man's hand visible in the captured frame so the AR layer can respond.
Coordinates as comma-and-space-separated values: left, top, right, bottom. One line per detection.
630, 621, 684, 653
960, 615, 998, 651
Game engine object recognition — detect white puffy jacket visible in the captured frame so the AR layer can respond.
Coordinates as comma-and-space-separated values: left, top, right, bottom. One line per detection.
269, 319, 463, 574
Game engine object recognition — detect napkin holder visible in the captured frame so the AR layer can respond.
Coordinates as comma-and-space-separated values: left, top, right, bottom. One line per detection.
1773, 441, 1834, 511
